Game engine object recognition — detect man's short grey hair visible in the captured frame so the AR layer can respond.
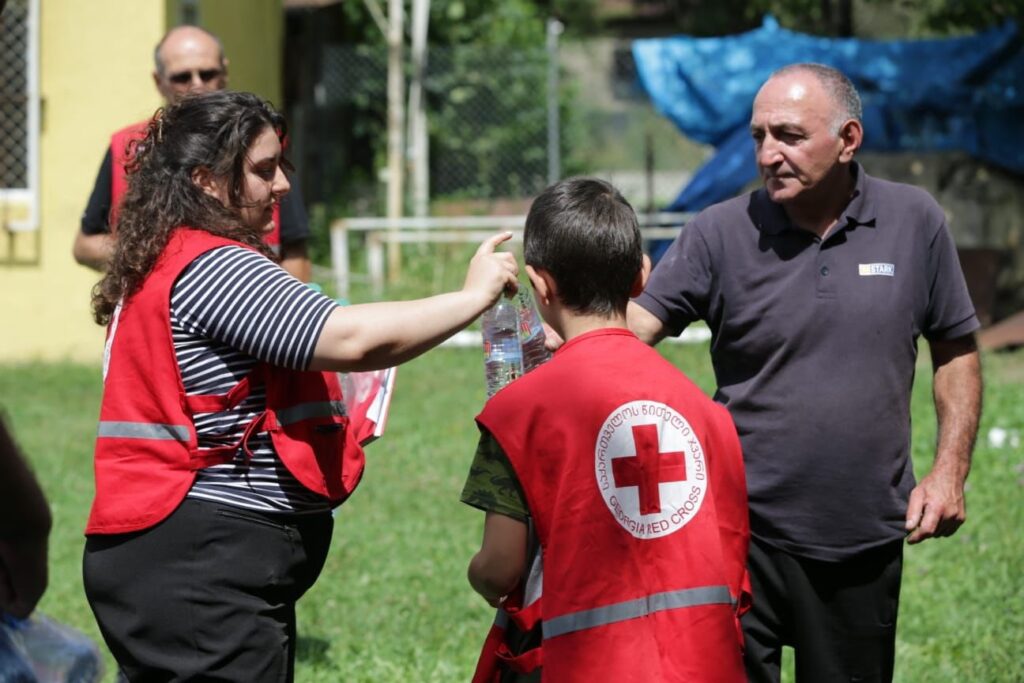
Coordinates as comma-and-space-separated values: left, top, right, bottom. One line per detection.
153, 25, 226, 76
771, 63, 863, 132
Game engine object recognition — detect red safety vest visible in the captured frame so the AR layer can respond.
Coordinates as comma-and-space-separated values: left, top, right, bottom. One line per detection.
86, 227, 363, 535
108, 120, 282, 246
474, 328, 750, 683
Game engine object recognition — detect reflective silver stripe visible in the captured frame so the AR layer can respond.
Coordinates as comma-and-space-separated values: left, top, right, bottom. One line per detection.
543, 585, 733, 640
276, 400, 347, 426
97, 421, 191, 441
522, 548, 544, 608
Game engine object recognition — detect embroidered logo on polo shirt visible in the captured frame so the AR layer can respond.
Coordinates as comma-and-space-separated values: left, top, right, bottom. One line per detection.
858, 263, 895, 277
594, 401, 707, 540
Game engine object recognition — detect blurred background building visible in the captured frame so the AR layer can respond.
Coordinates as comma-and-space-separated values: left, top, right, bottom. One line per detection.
0, 0, 283, 361
2, 0, 1022, 361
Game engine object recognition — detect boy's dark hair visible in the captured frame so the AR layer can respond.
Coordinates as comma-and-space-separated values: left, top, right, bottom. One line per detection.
524, 177, 641, 316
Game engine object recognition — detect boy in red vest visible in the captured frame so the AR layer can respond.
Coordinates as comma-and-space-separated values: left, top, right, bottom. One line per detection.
462, 177, 750, 682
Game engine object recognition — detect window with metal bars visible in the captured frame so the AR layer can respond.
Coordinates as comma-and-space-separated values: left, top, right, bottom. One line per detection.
1, 0, 39, 233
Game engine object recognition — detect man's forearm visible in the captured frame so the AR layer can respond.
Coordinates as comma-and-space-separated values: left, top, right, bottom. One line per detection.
72, 232, 115, 272
930, 336, 982, 480
279, 241, 311, 283
626, 301, 668, 346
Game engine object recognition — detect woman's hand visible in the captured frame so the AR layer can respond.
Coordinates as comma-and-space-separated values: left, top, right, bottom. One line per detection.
462, 232, 520, 307
311, 232, 521, 373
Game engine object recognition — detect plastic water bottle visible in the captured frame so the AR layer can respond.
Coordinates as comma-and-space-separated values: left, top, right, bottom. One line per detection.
481, 297, 524, 397
516, 289, 551, 374
0, 613, 104, 683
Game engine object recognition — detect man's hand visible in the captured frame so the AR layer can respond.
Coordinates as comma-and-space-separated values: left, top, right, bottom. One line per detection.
904, 468, 966, 544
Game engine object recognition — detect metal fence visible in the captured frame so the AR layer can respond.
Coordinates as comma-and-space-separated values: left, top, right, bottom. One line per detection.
286, 30, 704, 218
422, 44, 552, 198
292, 38, 557, 211
328, 212, 692, 300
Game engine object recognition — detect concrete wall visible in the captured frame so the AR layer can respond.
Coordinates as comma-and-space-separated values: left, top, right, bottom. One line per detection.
0, 0, 283, 362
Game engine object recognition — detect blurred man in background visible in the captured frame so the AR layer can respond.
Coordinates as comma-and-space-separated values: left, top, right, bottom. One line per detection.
73, 25, 312, 281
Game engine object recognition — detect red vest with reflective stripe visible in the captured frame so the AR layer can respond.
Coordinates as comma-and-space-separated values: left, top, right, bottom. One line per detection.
86, 228, 363, 535
108, 121, 282, 245
475, 328, 750, 683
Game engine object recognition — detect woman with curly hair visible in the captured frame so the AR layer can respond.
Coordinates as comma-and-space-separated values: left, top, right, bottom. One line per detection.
83, 90, 518, 681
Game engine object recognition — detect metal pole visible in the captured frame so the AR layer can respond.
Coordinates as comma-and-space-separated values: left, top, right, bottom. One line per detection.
546, 18, 563, 186
386, 0, 405, 281
408, 0, 430, 218
329, 219, 351, 302
645, 130, 655, 213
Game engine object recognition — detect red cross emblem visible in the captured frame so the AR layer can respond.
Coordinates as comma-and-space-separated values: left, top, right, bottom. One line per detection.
611, 424, 688, 515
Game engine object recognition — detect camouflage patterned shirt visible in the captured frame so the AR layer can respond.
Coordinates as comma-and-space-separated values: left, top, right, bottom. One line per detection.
460, 428, 529, 522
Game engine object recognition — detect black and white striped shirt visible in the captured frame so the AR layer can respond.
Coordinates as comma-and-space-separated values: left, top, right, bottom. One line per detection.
170, 245, 337, 514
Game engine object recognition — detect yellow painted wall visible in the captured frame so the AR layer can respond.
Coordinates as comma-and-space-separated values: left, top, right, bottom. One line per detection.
0, 0, 283, 362
0, 1, 164, 363
189, 0, 284, 107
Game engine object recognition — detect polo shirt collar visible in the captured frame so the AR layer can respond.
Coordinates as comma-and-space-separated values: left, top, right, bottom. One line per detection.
756, 162, 877, 236
842, 162, 877, 230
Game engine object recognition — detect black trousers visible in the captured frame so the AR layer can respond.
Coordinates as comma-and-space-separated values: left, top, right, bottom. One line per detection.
742, 536, 903, 683
83, 498, 333, 683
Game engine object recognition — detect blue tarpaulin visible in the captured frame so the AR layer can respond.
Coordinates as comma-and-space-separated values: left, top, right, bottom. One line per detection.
632, 17, 1024, 216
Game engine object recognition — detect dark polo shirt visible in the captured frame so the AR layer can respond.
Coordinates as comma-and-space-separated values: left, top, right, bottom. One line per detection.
636, 163, 979, 562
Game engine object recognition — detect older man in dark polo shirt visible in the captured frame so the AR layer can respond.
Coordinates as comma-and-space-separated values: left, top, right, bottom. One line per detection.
629, 63, 982, 682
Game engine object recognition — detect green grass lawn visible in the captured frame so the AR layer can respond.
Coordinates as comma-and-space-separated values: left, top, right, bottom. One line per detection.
1, 343, 1022, 682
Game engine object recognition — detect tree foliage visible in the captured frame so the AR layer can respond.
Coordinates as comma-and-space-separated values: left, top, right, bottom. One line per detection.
591, 0, 1024, 38
336, 0, 550, 46
876, 0, 1024, 35
314, 0, 570, 205
297, 0, 1024, 221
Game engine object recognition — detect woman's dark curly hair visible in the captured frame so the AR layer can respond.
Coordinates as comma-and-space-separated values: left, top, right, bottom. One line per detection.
92, 90, 287, 325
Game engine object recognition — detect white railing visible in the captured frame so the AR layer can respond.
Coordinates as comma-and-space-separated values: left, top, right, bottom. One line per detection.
329, 212, 691, 299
